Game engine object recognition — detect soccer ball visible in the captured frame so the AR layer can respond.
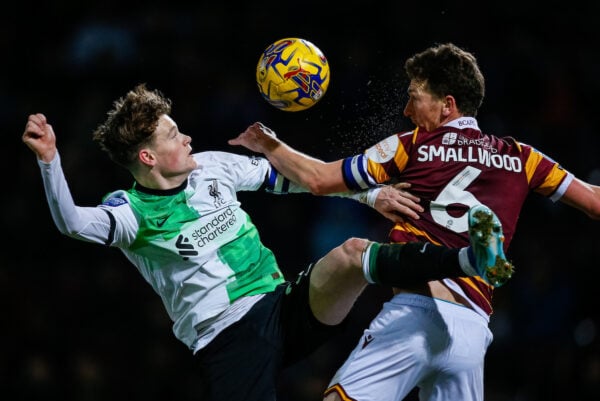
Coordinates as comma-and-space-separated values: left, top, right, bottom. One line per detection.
256, 38, 330, 112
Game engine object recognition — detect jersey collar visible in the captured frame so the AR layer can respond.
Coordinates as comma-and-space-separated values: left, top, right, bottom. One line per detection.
443, 117, 480, 131
133, 179, 188, 196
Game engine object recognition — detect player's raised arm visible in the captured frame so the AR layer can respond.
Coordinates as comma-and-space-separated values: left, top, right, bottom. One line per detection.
229, 122, 346, 195
22, 113, 116, 244
231, 122, 424, 222
22, 113, 58, 163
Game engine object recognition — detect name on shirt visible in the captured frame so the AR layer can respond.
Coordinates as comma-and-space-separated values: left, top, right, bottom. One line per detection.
416, 145, 522, 172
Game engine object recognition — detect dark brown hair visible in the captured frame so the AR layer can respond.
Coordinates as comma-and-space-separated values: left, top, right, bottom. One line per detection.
92, 84, 172, 167
404, 43, 485, 116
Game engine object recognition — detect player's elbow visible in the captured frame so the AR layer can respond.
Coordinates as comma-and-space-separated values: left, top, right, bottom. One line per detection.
581, 190, 600, 220
584, 204, 600, 220
53, 217, 87, 239
301, 175, 342, 196
306, 181, 336, 196
562, 180, 600, 220
308, 184, 330, 196
299, 161, 344, 195
57, 226, 80, 238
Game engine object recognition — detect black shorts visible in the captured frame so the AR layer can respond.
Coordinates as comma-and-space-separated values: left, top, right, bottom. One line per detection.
194, 265, 345, 401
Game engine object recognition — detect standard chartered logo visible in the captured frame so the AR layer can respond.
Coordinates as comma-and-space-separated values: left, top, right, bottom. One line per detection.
191, 206, 238, 247
175, 207, 241, 259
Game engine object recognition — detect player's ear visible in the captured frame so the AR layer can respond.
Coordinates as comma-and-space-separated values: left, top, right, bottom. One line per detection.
441, 95, 456, 117
138, 148, 156, 166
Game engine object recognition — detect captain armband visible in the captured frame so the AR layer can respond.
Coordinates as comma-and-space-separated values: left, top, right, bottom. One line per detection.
264, 168, 308, 194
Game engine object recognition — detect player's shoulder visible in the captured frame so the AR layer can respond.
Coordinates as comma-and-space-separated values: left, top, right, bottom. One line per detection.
193, 151, 267, 170
99, 189, 137, 223
101, 189, 130, 207
192, 150, 223, 164
367, 129, 415, 150
193, 150, 262, 163
484, 132, 529, 153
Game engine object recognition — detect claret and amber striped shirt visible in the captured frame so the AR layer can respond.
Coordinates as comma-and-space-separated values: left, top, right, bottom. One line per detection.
342, 116, 573, 317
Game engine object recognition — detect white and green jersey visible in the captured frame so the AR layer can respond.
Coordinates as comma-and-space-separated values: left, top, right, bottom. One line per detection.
39, 151, 300, 350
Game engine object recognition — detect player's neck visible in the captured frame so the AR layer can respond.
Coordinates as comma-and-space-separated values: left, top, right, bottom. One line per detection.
133, 170, 188, 191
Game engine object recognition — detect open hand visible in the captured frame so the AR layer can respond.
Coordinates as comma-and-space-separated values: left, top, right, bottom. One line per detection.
374, 183, 423, 223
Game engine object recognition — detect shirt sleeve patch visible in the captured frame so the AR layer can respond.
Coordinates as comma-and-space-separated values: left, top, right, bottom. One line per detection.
365, 135, 399, 163
102, 196, 129, 207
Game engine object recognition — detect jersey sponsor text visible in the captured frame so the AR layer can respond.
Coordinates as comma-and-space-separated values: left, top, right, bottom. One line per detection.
191, 206, 237, 247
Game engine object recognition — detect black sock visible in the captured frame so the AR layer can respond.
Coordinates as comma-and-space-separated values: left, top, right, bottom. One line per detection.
365, 242, 463, 286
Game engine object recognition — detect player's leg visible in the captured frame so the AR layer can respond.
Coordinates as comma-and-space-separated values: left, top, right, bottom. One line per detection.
308, 238, 466, 325
323, 294, 435, 401
195, 287, 288, 401
307, 237, 369, 325
323, 294, 492, 401
466, 204, 514, 287
416, 297, 492, 401
309, 205, 513, 325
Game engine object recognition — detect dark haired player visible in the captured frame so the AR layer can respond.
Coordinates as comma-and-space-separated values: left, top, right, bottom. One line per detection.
231, 42, 600, 401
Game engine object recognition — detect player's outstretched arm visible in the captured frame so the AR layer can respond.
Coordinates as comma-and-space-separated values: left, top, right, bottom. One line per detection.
233, 123, 424, 222
229, 122, 347, 195
22, 113, 114, 244
22, 113, 58, 163
560, 178, 600, 220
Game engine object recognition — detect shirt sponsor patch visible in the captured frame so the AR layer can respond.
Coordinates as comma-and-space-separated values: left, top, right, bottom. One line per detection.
365, 135, 399, 163
102, 197, 128, 207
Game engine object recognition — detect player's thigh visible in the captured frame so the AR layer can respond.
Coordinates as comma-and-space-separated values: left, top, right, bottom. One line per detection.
282, 266, 346, 365
419, 304, 492, 401
326, 301, 432, 401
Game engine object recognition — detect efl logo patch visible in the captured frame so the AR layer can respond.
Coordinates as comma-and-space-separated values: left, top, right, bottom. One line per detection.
102, 197, 128, 207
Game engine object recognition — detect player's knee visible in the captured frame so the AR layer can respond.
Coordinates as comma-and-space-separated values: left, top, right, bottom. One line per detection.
339, 237, 368, 252
314, 237, 369, 281
338, 237, 369, 267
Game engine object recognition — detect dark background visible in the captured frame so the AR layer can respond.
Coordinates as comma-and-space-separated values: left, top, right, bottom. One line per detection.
3, 1, 599, 400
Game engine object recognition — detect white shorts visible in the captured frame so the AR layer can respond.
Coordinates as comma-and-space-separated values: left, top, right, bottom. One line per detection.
325, 293, 493, 401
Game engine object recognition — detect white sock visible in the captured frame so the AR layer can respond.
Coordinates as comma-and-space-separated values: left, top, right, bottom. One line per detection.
361, 242, 376, 284
458, 247, 478, 276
